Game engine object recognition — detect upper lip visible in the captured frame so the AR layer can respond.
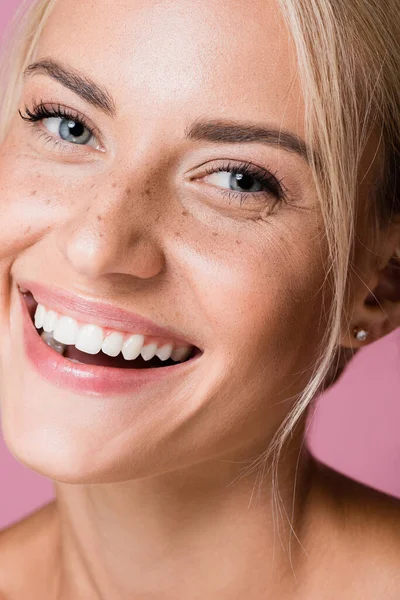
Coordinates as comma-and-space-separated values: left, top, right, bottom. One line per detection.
18, 279, 201, 349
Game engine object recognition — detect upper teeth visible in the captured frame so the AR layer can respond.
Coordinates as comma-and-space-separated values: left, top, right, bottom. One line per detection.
34, 303, 192, 362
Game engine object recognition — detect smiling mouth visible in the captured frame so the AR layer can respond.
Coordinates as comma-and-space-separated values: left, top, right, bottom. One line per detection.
23, 291, 201, 370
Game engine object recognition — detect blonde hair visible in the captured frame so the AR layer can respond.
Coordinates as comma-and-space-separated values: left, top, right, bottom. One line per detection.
1, 0, 399, 550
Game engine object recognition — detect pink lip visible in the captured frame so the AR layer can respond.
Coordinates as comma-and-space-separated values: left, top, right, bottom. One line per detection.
18, 279, 200, 349
20, 290, 201, 396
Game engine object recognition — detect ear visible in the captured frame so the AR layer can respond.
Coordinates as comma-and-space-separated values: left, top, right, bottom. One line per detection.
340, 221, 400, 349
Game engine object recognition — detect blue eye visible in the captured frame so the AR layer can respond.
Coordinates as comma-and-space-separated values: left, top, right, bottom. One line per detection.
43, 116, 93, 145
203, 161, 286, 202
19, 103, 103, 151
206, 170, 265, 194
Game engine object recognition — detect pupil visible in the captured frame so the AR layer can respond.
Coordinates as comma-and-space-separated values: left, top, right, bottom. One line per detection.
68, 121, 84, 137
234, 173, 254, 191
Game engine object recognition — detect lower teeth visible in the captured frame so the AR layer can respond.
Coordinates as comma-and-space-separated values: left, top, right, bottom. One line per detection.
41, 331, 84, 364
41, 331, 66, 355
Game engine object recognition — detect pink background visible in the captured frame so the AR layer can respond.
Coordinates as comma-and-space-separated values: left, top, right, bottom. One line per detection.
1, 0, 400, 531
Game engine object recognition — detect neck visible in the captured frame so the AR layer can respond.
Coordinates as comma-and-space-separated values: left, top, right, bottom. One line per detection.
53, 429, 318, 599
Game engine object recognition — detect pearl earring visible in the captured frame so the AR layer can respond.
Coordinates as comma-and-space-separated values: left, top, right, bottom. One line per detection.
353, 326, 369, 342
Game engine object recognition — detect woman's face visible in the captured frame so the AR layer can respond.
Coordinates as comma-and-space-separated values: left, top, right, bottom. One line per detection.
0, 0, 329, 482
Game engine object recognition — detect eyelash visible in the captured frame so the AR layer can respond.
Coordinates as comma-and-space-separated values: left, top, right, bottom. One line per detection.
203, 161, 287, 204
18, 101, 100, 150
19, 103, 287, 206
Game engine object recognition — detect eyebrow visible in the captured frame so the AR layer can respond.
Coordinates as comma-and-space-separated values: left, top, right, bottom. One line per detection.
185, 119, 311, 164
24, 59, 116, 117
24, 59, 312, 163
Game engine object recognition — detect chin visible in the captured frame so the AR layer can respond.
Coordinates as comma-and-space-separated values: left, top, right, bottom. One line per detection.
0, 384, 195, 486
1, 418, 157, 485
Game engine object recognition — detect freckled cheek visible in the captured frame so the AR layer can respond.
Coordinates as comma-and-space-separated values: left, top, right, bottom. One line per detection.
0, 155, 71, 256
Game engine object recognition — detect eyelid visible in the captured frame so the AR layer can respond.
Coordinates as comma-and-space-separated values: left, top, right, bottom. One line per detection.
189, 158, 288, 201
19, 100, 106, 152
33, 129, 102, 157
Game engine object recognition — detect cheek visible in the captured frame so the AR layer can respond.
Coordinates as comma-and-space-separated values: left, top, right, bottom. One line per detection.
0, 145, 56, 257
188, 219, 329, 381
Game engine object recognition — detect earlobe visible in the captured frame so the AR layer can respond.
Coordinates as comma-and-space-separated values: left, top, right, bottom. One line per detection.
340, 244, 400, 350
340, 324, 373, 351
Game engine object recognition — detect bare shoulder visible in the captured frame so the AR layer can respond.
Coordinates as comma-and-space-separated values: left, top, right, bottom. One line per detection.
0, 501, 59, 598
310, 459, 400, 598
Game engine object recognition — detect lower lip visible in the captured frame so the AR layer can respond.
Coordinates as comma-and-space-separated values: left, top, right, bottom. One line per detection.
20, 292, 200, 396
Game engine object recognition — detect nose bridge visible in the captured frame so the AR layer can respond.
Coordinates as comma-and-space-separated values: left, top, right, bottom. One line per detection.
56, 174, 165, 280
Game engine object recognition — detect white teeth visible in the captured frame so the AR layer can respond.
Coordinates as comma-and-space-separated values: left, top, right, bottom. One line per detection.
34, 304, 45, 329
122, 334, 145, 360
155, 343, 173, 361
53, 316, 79, 345
75, 324, 104, 355
43, 309, 58, 333
41, 331, 66, 355
141, 342, 158, 361
34, 303, 195, 363
171, 346, 191, 362
101, 332, 124, 357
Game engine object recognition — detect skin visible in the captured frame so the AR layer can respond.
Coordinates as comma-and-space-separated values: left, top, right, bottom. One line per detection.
0, 0, 400, 597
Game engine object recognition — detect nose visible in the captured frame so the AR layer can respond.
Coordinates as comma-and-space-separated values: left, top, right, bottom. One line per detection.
55, 179, 165, 281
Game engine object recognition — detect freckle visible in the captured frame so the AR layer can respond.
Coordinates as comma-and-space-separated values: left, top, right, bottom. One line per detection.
97, 215, 102, 221
212, 232, 218, 237
236, 240, 241, 245
181, 210, 188, 217
125, 187, 132, 196
29, 190, 37, 197
174, 231, 181, 238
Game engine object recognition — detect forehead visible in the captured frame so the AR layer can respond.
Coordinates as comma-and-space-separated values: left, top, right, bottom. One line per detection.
33, 0, 304, 136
